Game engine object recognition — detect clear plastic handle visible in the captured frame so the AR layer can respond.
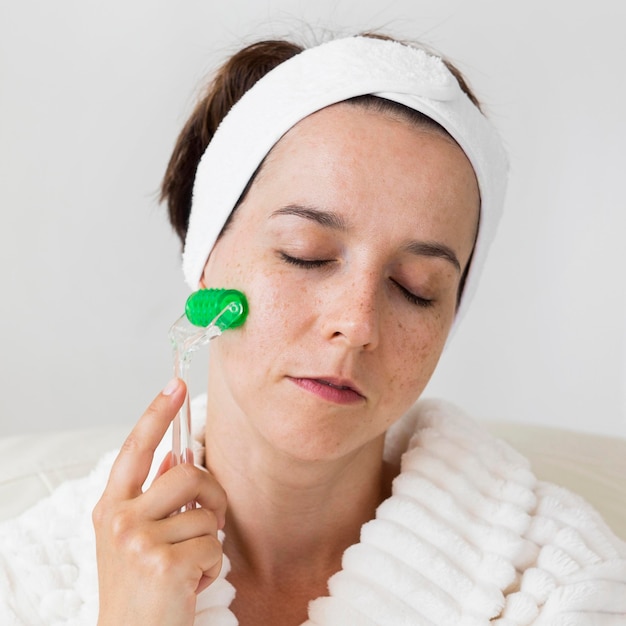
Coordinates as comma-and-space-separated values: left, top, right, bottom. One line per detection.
167, 294, 247, 513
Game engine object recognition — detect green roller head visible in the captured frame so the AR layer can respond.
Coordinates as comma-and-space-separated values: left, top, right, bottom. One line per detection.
185, 289, 248, 330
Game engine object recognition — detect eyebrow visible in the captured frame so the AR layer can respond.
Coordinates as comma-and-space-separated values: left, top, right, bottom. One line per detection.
403, 241, 461, 273
270, 205, 349, 231
271, 204, 461, 272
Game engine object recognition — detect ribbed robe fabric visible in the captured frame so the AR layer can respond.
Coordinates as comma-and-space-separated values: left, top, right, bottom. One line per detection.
1, 398, 625, 625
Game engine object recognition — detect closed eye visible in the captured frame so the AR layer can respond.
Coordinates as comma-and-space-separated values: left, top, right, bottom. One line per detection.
279, 252, 333, 269
280, 253, 433, 308
390, 278, 433, 308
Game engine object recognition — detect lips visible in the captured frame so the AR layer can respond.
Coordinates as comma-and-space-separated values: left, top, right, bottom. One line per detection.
316, 378, 363, 395
289, 376, 365, 404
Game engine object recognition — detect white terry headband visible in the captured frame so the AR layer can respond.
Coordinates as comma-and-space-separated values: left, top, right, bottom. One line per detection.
183, 35, 508, 325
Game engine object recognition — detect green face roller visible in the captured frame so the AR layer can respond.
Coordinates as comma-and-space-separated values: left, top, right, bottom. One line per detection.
168, 288, 248, 509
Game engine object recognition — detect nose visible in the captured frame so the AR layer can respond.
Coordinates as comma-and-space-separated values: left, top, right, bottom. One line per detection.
321, 274, 381, 350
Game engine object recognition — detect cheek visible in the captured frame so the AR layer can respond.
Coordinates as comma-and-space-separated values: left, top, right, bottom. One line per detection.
384, 311, 451, 402
219, 263, 309, 369
251, 263, 306, 332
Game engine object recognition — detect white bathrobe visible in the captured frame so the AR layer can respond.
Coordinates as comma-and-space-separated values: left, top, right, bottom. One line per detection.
1, 398, 625, 625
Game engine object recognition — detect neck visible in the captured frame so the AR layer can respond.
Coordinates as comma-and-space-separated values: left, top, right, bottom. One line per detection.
203, 413, 394, 583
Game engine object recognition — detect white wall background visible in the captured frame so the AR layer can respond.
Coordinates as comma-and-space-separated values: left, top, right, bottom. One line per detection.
1, 0, 624, 437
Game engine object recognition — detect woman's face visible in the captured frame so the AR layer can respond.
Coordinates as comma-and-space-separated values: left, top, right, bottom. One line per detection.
201, 103, 479, 462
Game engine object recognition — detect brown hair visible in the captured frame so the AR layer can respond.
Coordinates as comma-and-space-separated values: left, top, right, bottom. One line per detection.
161, 40, 303, 244
160, 35, 481, 246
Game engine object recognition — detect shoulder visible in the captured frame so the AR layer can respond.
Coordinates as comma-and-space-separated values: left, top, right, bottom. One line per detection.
507, 480, 626, 624
389, 399, 626, 623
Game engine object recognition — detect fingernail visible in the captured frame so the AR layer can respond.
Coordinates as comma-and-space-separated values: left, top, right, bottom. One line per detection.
162, 378, 179, 396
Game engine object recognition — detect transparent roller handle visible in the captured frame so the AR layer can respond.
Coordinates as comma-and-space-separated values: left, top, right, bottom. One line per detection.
167, 293, 247, 513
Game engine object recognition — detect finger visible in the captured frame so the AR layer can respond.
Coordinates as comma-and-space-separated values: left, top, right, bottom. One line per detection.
156, 507, 219, 544
153, 452, 174, 482
170, 535, 224, 587
141, 463, 227, 527
196, 563, 223, 595
105, 378, 186, 500
194, 473, 228, 530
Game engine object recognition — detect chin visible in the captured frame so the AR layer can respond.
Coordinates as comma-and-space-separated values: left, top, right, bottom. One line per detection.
258, 415, 383, 465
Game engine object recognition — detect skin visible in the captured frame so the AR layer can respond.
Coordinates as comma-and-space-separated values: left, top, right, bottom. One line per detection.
93, 103, 479, 626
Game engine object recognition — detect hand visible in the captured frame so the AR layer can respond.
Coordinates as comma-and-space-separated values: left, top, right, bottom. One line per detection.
92, 378, 227, 626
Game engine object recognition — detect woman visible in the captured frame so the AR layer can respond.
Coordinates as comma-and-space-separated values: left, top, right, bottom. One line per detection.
2, 34, 625, 626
